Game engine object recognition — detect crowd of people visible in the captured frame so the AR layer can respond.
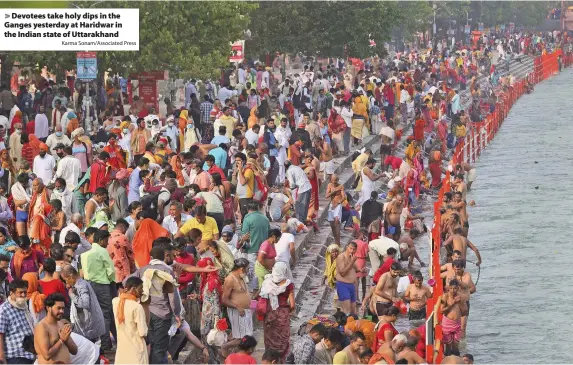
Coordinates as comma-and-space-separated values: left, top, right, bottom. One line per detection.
0, 27, 569, 365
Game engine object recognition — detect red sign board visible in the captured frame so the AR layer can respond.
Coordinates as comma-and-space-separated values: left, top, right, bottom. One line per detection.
139, 79, 158, 112
129, 70, 169, 81
229, 41, 244, 63
76, 51, 97, 59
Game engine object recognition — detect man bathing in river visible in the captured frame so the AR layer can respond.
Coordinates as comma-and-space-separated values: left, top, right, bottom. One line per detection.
404, 271, 432, 322
443, 260, 475, 339
450, 191, 470, 237
443, 226, 482, 266
455, 163, 476, 191
439, 279, 464, 356
370, 262, 402, 317
399, 229, 426, 268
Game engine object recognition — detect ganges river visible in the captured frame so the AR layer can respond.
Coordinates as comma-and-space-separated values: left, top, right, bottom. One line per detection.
463, 68, 573, 363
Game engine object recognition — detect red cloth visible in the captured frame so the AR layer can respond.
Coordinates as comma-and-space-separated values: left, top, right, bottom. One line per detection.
21, 143, 34, 167
39, 279, 68, 303
207, 165, 227, 182
373, 257, 396, 284
225, 353, 257, 365
384, 156, 402, 170
373, 322, 399, 352
88, 160, 111, 194
415, 324, 426, 359
429, 162, 442, 188
132, 219, 170, 267
413, 119, 425, 142
175, 251, 195, 289
26, 120, 35, 135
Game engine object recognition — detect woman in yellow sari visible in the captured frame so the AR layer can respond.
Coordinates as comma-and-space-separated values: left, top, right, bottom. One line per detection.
351, 96, 368, 144
404, 139, 421, 166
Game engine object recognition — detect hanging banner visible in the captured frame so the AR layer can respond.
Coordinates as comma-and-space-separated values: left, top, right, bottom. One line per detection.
138, 74, 158, 112
464, 25, 471, 34
229, 40, 245, 63
478, 23, 484, 32
76, 52, 97, 80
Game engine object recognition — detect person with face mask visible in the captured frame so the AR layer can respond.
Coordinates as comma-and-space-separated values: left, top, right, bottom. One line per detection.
103, 133, 126, 169
51, 144, 81, 191
161, 115, 178, 151
0, 279, 36, 364
45, 123, 71, 156
32, 143, 56, 185
130, 117, 150, 166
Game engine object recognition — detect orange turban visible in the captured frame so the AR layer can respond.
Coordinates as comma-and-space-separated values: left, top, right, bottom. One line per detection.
39, 143, 49, 152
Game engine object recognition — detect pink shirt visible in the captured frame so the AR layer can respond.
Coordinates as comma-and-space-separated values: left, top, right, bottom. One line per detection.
354, 239, 369, 277
258, 240, 277, 260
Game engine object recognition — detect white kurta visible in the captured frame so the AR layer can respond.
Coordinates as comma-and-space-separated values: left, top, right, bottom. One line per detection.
112, 298, 148, 364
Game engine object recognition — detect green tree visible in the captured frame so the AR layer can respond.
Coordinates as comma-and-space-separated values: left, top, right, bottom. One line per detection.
246, 1, 432, 59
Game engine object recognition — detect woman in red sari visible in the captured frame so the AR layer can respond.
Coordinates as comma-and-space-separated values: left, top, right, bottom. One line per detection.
103, 133, 127, 169
303, 155, 319, 223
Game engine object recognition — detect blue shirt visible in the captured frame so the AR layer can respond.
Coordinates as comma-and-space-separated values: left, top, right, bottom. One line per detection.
211, 135, 230, 146
128, 167, 142, 204
203, 147, 227, 170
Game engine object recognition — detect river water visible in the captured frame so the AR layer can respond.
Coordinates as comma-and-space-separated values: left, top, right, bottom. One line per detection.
463, 68, 573, 363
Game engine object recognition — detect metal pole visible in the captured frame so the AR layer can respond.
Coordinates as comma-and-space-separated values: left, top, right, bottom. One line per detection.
85, 82, 90, 133
433, 10, 437, 37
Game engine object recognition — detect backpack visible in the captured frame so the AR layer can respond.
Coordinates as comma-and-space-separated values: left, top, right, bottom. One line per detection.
140, 189, 170, 220
22, 93, 33, 111
327, 108, 347, 134
244, 167, 268, 203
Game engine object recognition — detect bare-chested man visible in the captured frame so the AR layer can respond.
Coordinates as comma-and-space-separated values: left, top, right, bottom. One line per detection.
452, 174, 468, 201
315, 137, 334, 182
440, 250, 462, 275
221, 258, 253, 356
443, 226, 482, 266
397, 335, 427, 364
35, 293, 78, 364
384, 194, 405, 241
372, 262, 402, 316
455, 163, 476, 190
439, 279, 463, 356
451, 191, 469, 236
404, 271, 432, 322
444, 260, 475, 338
335, 241, 360, 315
399, 229, 426, 268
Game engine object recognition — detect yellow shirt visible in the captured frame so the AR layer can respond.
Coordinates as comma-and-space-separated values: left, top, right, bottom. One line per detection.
352, 153, 368, 174
219, 116, 237, 138
179, 216, 219, 240
238, 168, 255, 199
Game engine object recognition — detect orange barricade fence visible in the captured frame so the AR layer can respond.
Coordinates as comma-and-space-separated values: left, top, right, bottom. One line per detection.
425, 50, 570, 364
